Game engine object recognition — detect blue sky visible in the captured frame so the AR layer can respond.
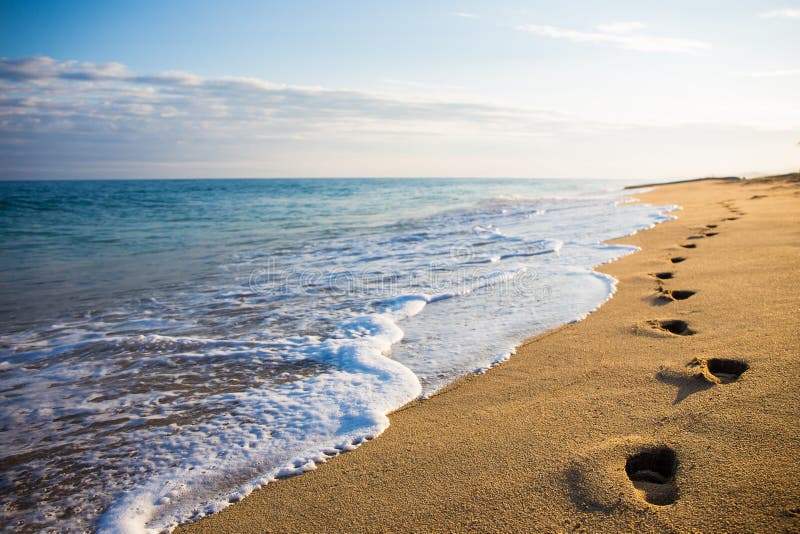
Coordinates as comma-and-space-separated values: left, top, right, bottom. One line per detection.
0, 0, 798, 179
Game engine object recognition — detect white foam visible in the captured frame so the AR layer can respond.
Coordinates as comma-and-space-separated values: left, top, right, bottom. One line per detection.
97, 313, 421, 533
380, 294, 431, 319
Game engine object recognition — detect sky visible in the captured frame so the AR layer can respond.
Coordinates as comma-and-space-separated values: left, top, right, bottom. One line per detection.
0, 0, 798, 180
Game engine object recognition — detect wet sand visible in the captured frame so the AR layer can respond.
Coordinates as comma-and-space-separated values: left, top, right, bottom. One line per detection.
179, 175, 800, 533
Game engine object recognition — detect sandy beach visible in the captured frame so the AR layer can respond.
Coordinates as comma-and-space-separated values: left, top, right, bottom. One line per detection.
179, 175, 800, 533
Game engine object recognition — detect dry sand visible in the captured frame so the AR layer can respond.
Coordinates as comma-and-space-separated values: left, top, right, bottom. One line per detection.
179, 175, 800, 533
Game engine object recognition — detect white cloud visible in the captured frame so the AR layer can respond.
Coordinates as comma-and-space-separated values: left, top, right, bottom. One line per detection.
0, 56, 549, 129
758, 8, 800, 18
0, 56, 580, 178
454, 12, 478, 19
517, 23, 710, 53
0, 56, 129, 82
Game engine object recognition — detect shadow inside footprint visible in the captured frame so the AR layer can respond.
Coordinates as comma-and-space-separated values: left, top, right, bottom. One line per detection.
706, 224, 717, 229
625, 447, 678, 505
658, 320, 694, 335
668, 290, 695, 300
704, 232, 718, 237
687, 235, 704, 240
707, 358, 749, 383
680, 243, 697, 249
725, 217, 739, 221
670, 256, 687, 263
653, 272, 673, 280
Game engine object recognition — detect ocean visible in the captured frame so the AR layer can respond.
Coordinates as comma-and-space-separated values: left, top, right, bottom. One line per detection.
0, 178, 675, 532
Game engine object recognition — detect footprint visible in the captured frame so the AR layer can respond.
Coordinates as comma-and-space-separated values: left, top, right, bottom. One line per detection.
680, 243, 697, 249
692, 357, 749, 384
724, 217, 739, 221
664, 290, 695, 301
568, 437, 679, 512
670, 256, 687, 263
653, 272, 674, 280
687, 235, 705, 240
705, 224, 717, 229
704, 232, 718, 237
661, 359, 749, 401
653, 319, 695, 336
625, 447, 679, 505
750, 195, 767, 200
652, 289, 695, 306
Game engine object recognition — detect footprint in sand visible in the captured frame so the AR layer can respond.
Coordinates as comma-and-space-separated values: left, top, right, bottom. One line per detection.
692, 357, 749, 384
651, 319, 695, 336
663, 289, 695, 301
722, 206, 742, 216
706, 224, 717, 229
652, 289, 695, 306
652, 271, 674, 280
567, 438, 679, 512
687, 235, 705, 240
625, 446, 679, 506
680, 243, 697, 249
658, 358, 749, 403
670, 256, 687, 263
704, 232, 718, 237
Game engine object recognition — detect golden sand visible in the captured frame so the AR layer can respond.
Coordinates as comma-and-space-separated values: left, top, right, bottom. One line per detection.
179, 175, 800, 533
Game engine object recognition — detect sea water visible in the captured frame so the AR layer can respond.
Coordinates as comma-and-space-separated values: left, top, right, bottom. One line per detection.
0, 178, 675, 532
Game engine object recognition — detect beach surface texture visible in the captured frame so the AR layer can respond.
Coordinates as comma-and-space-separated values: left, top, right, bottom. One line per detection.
180, 175, 800, 533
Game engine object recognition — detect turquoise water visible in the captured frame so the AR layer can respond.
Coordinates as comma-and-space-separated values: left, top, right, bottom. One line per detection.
0, 178, 674, 532
0, 179, 606, 322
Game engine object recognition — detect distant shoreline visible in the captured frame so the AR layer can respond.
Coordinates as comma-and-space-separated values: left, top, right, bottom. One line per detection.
625, 176, 743, 189
626, 171, 799, 189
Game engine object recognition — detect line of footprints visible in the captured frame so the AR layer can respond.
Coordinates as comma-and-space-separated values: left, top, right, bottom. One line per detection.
624, 200, 750, 507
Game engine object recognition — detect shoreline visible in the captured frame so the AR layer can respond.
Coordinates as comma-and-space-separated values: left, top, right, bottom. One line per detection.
179, 175, 800, 532
624, 175, 744, 189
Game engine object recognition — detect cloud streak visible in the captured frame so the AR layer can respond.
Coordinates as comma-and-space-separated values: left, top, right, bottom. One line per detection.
0, 56, 580, 178
0, 56, 570, 130
517, 23, 710, 53
758, 8, 800, 18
